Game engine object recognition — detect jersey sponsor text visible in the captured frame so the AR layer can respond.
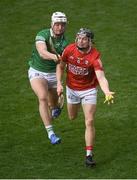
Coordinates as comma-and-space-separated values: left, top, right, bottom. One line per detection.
68, 63, 88, 75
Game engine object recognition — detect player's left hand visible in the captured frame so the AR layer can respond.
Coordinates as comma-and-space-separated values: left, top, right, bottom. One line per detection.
104, 92, 115, 105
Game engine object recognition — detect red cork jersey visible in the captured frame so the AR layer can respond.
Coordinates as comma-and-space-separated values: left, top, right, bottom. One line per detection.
62, 43, 103, 90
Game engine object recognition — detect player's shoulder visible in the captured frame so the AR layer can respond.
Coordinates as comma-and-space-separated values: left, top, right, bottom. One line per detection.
62, 43, 75, 58
35, 28, 50, 41
92, 47, 100, 54
36, 28, 50, 37
91, 47, 100, 58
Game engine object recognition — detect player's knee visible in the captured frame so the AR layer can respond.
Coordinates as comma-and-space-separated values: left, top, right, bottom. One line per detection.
38, 95, 48, 103
85, 118, 94, 127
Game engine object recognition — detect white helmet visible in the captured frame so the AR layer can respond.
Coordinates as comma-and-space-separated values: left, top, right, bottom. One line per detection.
51, 12, 67, 26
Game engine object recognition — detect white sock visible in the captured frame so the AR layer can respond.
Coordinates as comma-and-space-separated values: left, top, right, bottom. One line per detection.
86, 150, 93, 156
45, 125, 54, 139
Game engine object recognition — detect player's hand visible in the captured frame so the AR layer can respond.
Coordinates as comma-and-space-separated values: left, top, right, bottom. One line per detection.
54, 54, 62, 64
58, 93, 64, 109
57, 82, 63, 96
104, 92, 115, 105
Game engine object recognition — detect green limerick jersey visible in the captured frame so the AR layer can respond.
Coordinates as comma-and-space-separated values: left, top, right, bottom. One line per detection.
28, 28, 68, 72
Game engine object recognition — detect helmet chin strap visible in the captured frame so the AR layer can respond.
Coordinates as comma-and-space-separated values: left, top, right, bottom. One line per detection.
77, 39, 92, 53
75, 36, 92, 51
77, 46, 91, 54
77, 46, 89, 51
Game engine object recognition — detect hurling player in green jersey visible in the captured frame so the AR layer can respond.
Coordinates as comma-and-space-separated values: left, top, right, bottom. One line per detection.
28, 12, 68, 144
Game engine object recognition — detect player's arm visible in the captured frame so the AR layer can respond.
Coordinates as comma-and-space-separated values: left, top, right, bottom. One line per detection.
56, 61, 66, 96
95, 70, 115, 104
36, 41, 59, 62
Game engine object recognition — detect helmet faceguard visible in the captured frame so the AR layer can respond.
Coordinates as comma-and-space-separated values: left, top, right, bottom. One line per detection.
76, 28, 94, 51
76, 28, 94, 40
51, 12, 67, 27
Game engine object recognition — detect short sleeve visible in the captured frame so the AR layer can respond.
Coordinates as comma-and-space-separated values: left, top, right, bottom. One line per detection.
35, 30, 49, 42
93, 53, 104, 71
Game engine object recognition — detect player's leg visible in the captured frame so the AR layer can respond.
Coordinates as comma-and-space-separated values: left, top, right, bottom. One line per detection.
46, 72, 63, 119
66, 86, 80, 120
82, 103, 96, 167
67, 103, 80, 120
81, 88, 97, 167
28, 67, 61, 144
30, 78, 61, 144
82, 104, 96, 148
48, 88, 62, 119
30, 78, 51, 126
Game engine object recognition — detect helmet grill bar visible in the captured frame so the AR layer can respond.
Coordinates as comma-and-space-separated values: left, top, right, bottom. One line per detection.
77, 28, 94, 39
51, 12, 67, 25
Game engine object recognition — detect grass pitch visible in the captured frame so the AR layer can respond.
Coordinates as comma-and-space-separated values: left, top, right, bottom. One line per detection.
0, 0, 137, 178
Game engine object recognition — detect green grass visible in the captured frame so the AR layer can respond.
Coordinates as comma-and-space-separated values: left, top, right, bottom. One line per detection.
0, 0, 137, 178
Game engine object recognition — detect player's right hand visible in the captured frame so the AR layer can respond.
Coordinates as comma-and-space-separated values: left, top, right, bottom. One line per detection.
58, 93, 64, 109
57, 82, 63, 96
54, 54, 62, 63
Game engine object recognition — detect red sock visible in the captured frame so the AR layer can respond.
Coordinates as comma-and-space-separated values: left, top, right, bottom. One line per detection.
85, 146, 93, 156
85, 146, 93, 150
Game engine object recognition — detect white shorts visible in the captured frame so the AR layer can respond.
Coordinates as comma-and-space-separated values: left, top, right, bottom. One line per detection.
28, 67, 57, 89
66, 86, 97, 104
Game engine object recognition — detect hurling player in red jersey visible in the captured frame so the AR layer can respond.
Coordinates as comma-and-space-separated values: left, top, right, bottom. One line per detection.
56, 28, 115, 167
